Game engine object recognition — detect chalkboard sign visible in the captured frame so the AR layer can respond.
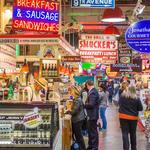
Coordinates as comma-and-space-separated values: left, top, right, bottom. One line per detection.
118, 36, 132, 64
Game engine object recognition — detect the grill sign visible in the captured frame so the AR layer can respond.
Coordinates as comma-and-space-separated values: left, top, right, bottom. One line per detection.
23, 108, 42, 129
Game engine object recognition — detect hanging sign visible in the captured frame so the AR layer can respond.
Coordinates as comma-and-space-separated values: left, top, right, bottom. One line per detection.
12, 0, 60, 33
125, 20, 150, 53
71, 0, 115, 8
79, 34, 118, 62
118, 36, 132, 64
110, 59, 142, 72
61, 56, 81, 62
106, 66, 118, 78
79, 34, 118, 51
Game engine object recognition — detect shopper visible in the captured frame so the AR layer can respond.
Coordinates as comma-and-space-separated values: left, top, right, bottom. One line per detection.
99, 84, 109, 132
85, 80, 100, 150
119, 81, 129, 96
119, 85, 143, 150
107, 82, 114, 104
69, 86, 86, 150
80, 83, 88, 136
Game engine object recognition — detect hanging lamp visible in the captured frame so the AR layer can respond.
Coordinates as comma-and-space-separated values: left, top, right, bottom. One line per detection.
20, 59, 29, 73
104, 24, 120, 37
2, 69, 7, 78
101, 7, 125, 22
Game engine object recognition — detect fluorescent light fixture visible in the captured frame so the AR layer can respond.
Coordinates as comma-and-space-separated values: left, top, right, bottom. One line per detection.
102, 18, 126, 23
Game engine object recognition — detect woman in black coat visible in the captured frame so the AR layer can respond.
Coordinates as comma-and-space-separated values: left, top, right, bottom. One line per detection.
69, 86, 86, 150
119, 85, 143, 150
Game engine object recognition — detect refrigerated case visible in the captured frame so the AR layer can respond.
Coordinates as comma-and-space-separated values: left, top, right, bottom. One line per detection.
0, 101, 59, 150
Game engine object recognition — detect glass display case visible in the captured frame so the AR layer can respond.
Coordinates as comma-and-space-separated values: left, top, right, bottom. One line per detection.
0, 101, 59, 150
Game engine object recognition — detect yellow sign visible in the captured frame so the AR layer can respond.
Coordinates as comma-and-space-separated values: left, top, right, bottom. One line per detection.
106, 66, 118, 78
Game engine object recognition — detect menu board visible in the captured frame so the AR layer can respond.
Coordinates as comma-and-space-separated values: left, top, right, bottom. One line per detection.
118, 37, 132, 64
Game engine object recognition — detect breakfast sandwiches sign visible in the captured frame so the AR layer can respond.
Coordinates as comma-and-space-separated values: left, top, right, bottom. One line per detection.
12, 0, 60, 33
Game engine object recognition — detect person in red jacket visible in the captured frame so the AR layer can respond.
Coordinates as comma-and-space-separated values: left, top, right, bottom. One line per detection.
119, 85, 143, 150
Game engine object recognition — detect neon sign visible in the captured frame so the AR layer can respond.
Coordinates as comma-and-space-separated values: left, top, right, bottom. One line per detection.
12, 0, 60, 33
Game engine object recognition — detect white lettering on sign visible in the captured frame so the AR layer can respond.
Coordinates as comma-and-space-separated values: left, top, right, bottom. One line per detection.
80, 50, 117, 56
79, 40, 118, 50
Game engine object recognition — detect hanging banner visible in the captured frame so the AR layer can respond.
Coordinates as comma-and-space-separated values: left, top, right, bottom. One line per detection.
12, 0, 60, 33
71, 0, 115, 8
125, 19, 150, 53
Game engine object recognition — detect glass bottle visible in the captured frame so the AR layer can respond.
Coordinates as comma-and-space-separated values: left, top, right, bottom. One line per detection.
54, 64, 57, 76
51, 64, 54, 77
48, 64, 51, 77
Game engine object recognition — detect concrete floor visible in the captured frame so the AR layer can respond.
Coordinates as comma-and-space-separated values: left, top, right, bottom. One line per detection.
85, 105, 150, 150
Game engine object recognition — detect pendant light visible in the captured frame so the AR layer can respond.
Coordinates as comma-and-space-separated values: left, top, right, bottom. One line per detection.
2, 69, 7, 78
101, 7, 125, 22
20, 59, 29, 73
104, 24, 120, 37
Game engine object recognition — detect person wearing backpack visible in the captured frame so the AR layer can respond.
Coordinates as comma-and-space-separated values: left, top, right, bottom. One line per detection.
85, 80, 100, 150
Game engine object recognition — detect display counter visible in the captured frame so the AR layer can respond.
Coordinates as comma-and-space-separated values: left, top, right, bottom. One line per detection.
0, 101, 59, 150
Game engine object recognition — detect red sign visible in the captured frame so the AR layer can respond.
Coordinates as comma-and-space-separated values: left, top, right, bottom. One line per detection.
61, 56, 81, 62
80, 50, 117, 59
79, 34, 118, 63
13, 0, 60, 33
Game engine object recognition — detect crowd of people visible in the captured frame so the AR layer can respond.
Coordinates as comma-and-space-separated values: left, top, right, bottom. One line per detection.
67, 78, 144, 150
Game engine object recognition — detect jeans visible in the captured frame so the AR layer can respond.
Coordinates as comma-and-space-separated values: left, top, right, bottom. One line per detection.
120, 119, 138, 150
100, 107, 107, 130
109, 95, 113, 103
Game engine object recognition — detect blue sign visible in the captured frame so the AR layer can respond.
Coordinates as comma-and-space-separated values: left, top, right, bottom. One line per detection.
71, 0, 115, 8
125, 20, 150, 54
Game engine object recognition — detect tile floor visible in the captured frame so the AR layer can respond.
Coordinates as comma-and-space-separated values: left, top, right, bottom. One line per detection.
84, 105, 150, 150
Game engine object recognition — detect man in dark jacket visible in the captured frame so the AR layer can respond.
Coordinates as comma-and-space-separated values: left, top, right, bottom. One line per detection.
85, 80, 100, 150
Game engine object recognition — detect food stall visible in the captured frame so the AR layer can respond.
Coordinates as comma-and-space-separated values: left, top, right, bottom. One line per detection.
0, 101, 59, 150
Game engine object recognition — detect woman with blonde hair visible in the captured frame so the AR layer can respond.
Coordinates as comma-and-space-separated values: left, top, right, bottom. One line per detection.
119, 86, 143, 150
68, 86, 86, 150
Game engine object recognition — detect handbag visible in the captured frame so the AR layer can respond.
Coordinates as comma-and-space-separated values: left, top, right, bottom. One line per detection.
71, 141, 80, 150
71, 134, 80, 150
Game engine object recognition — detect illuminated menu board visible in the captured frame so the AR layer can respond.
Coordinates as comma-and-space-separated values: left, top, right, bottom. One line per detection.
12, 0, 60, 33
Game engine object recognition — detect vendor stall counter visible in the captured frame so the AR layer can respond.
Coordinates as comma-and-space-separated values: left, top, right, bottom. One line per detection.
0, 101, 59, 150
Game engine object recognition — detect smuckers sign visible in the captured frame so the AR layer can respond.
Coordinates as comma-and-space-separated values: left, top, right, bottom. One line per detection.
23, 107, 42, 129
79, 34, 118, 63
